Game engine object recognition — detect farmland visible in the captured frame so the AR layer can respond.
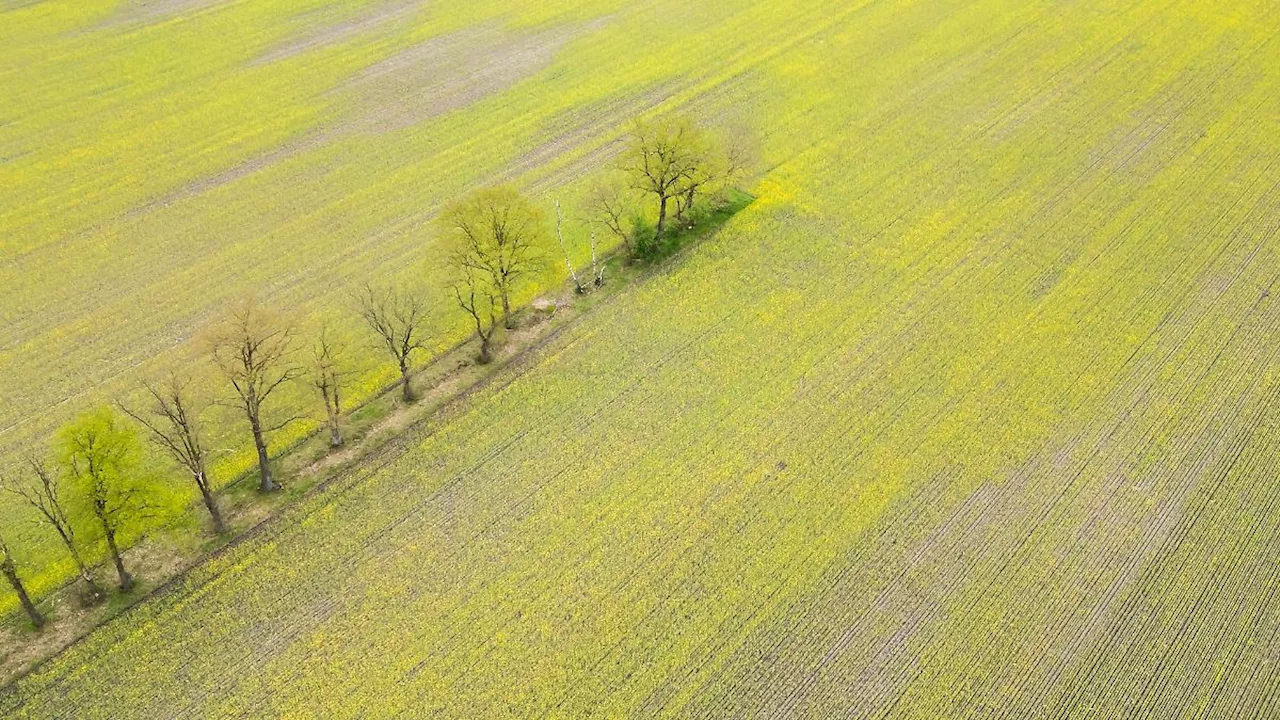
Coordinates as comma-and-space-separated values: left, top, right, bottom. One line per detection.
5, 0, 1280, 716
1, 0, 774, 596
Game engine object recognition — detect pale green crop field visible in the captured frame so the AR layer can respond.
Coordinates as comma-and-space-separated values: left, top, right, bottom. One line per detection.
0, 0, 777, 595
5, 0, 1280, 716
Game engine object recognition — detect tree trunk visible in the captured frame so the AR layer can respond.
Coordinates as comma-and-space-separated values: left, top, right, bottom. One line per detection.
654, 194, 669, 243
567, 256, 585, 294
53, 529, 104, 603
400, 362, 414, 403
72, 555, 105, 603
478, 335, 493, 364
501, 293, 514, 329
330, 385, 343, 447
2, 558, 44, 629
590, 234, 604, 288
103, 526, 132, 592
683, 186, 696, 225
196, 474, 227, 535
250, 415, 278, 492
328, 413, 343, 448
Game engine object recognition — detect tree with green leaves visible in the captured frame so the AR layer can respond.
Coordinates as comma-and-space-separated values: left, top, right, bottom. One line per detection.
584, 178, 638, 259
452, 264, 500, 365
57, 407, 151, 592
621, 116, 757, 251
621, 115, 709, 248
440, 186, 547, 329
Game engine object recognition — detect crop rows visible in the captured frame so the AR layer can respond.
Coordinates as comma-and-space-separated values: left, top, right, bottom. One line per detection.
4, 0, 1280, 716
0, 0, 831, 601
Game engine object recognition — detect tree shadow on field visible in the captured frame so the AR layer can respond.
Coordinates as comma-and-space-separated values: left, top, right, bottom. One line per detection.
633, 189, 756, 266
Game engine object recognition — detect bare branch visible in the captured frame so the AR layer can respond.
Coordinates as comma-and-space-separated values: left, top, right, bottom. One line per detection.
441, 185, 547, 329
309, 323, 350, 448
619, 115, 710, 246
356, 283, 431, 402
452, 266, 499, 365
204, 298, 301, 492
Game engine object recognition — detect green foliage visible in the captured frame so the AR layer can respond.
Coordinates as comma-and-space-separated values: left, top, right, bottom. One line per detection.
1, 0, 637, 598
634, 190, 752, 262
628, 212, 658, 257
57, 407, 137, 485
55, 408, 177, 545
620, 113, 752, 260
5, 0, 1280, 717
439, 186, 550, 285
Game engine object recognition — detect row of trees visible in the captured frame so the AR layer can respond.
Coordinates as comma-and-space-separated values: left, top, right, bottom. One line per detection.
587, 114, 752, 258
1, 114, 752, 630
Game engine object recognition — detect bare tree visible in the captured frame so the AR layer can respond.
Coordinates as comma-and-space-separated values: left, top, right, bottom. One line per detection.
584, 179, 636, 259
57, 408, 150, 591
720, 125, 758, 190
555, 201, 585, 295
452, 266, 500, 365
589, 230, 605, 289
207, 299, 303, 493
621, 115, 708, 246
309, 324, 351, 447
440, 185, 546, 328
120, 374, 226, 535
356, 285, 430, 403
0, 532, 43, 629
2, 459, 105, 602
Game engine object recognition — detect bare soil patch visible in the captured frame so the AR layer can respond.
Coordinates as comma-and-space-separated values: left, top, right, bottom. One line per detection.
127, 18, 613, 218
338, 22, 594, 135
247, 0, 428, 67
92, 0, 225, 30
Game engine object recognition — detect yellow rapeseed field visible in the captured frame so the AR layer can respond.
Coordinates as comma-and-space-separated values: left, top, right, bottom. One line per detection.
3, 0, 1280, 716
